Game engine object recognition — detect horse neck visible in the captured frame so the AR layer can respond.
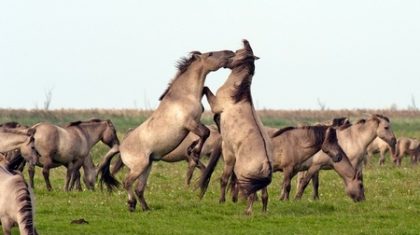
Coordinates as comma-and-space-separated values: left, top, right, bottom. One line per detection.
218, 66, 253, 102
74, 123, 105, 148
0, 133, 27, 152
352, 120, 379, 150
298, 128, 325, 156
340, 120, 378, 154
332, 156, 356, 185
169, 66, 208, 102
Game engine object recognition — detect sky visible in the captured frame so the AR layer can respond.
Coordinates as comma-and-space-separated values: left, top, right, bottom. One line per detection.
1, 0, 419, 110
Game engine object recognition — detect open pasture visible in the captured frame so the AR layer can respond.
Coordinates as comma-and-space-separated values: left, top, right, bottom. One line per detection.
1, 109, 420, 234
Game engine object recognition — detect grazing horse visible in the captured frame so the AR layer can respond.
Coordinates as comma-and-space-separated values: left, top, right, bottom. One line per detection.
110, 125, 222, 186
295, 114, 396, 200
267, 122, 347, 201
394, 137, 420, 165
98, 49, 234, 212
0, 127, 39, 169
0, 155, 38, 235
29, 119, 119, 191
366, 137, 394, 166
202, 40, 272, 215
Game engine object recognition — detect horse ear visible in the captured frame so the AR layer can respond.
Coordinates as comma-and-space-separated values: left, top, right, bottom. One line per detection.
242, 39, 254, 53
190, 51, 202, 61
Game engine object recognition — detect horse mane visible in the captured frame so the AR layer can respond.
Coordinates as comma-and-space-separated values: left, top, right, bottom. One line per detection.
231, 57, 255, 104
373, 114, 390, 122
159, 51, 202, 101
271, 126, 296, 138
67, 119, 102, 127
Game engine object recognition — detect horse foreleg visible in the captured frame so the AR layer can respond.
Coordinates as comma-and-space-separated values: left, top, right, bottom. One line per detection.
311, 171, 320, 200
1, 217, 13, 235
185, 121, 210, 163
185, 157, 197, 186
295, 166, 321, 200
28, 164, 36, 188
280, 167, 294, 200
82, 155, 96, 190
379, 150, 386, 166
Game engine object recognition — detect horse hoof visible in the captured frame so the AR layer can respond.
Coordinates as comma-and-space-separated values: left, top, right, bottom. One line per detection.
127, 200, 137, 212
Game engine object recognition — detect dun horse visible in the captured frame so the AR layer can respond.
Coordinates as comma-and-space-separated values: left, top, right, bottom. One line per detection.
30, 119, 119, 191
296, 114, 396, 200
110, 125, 222, 186
366, 137, 394, 165
0, 155, 38, 235
98, 49, 234, 212
394, 137, 420, 165
268, 122, 347, 201
201, 40, 272, 215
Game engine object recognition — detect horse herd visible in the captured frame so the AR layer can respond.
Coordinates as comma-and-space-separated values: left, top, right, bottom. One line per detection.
1, 40, 419, 234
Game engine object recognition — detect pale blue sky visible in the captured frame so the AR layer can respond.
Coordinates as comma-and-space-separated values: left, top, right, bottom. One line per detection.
1, 1, 419, 110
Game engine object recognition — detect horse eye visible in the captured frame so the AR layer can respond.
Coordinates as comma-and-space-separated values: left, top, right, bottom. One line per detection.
208, 52, 213, 57
384, 127, 389, 130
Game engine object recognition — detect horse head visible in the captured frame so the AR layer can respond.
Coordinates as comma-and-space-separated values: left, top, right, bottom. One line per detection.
19, 128, 40, 166
345, 170, 365, 202
101, 120, 120, 148
372, 114, 396, 155
226, 39, 259, 69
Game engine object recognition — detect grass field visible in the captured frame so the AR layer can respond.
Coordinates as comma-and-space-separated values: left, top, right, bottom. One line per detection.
1, 109, 420, 235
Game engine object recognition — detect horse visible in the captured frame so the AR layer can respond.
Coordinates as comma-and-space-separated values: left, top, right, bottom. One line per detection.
29, 119, 120, 191
267, 121, 348, 201
394, 137, 420, 165
0, 154, 38, 235
295, 114, 396, 200
97, 48, 234, 212
201, 40, 272, 215
0, 127, 39, 170
366, 137, 394, 166
110, 124, 222, 186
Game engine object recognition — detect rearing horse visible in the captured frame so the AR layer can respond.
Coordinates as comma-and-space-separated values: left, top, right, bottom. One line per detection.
202, 40, 272, 215
29, 119, 120, 191
98, 49, 234, 212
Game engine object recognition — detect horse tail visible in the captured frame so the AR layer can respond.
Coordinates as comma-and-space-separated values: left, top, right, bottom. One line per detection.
97, 147, 121, 191
198, 141, 222, 198
15, 178, 37, 235
110, 155, 124, 176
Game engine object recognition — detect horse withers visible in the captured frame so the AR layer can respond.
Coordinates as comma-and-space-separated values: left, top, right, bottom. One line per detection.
98, 48, 234, 212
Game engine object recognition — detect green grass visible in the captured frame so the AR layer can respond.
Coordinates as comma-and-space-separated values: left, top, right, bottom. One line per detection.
2, 109, 420, 234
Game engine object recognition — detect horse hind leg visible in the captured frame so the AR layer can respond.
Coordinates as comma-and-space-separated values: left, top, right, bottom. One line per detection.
123, 153, 151, 212
244, 192, 256, 215
261, 187, 269, 213
134, 163, 153, 211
